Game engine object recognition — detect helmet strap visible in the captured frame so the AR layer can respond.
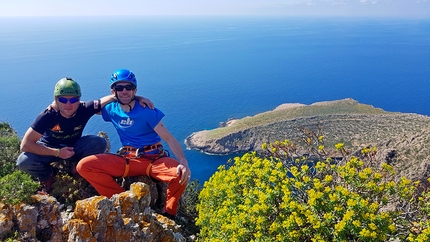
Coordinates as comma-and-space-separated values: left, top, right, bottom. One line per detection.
115, 92, 135, 112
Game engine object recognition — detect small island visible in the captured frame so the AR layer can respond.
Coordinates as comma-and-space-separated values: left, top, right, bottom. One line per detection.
185, 98, 430, 182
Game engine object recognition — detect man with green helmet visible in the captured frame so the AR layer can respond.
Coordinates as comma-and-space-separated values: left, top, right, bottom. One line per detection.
16, 77, 153, 193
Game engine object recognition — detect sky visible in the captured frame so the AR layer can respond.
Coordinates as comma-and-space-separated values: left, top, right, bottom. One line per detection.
0, 0, 429, 18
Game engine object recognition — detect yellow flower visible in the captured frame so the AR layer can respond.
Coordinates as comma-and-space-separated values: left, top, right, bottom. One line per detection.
343, 209, 354, 221
324, 212, 333, 220
301, 165, 309, 173
369, 222, 377, 230
315, 161, 324, 170
324, 175, 333, 182
360, 228, 371, 237
369, 202, 379, 212
373, 172, 382, 180
348, 167, 356, 176
295, 181, 303, 189
363, 167, 373, 175
290, 166, 299, 177
303, 175, 310, 183
313, 221, 321, 229
358, 171, 368, 179
347, 199, 357, 207
335, 143, 344, 150
289, 230, 299, 238
352, 220, 361, 227
335, 221, 346, 232
295, 216, 303, 226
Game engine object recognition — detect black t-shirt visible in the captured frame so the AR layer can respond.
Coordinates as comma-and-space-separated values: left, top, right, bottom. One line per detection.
31, 100, 101, 148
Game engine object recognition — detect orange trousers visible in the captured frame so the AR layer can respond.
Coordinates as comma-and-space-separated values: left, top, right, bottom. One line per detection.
76, 153, 186, 215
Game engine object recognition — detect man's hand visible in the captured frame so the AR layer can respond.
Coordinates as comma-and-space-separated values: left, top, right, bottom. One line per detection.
177, 164, 191, 185
47, 100, 59, 111
58, 147, 75, 159
136, 96, 154, 109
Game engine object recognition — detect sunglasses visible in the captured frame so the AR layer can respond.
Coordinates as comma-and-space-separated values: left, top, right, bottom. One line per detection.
114, 84, 136, 91
58, 97, 80, 104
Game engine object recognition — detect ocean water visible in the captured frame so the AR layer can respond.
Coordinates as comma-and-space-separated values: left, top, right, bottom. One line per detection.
1, 16, 429, 183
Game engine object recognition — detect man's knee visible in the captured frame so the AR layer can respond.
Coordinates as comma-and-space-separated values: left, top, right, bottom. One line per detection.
16, 152, 32, 169
89, 136, 108, 152
77, 135, 108, 156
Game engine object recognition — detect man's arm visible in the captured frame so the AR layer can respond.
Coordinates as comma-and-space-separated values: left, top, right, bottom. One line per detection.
20, 128, 74, 159
154, 121, 191, 185
50, 95, 154, 113
99, 94, 116, 109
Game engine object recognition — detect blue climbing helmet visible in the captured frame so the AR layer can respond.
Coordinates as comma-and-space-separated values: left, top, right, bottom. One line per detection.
110, 69, 137, 89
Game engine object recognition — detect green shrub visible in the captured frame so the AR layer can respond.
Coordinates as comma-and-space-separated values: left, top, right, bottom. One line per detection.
0, 170, 39, 205
181, 179, 202, 218
196, 132, 428, 241
0, 122, 20, 177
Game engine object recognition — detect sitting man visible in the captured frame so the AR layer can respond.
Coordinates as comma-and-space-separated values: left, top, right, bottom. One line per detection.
17, 77, 152, 193
77, 68, 191, 218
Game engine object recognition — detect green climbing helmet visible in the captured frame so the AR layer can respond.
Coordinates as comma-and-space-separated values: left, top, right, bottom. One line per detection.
54, 77, 82, 97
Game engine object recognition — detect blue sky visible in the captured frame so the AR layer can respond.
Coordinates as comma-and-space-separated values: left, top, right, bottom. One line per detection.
0, 0, 429, 17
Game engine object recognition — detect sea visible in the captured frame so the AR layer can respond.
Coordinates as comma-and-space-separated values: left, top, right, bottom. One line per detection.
1, 16, 429, 183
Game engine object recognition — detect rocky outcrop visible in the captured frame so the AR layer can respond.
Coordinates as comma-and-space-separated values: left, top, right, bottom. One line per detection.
0, 182, 188, 242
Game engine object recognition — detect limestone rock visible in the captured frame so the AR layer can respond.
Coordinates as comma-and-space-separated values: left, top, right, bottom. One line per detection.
0, 182, 187, 242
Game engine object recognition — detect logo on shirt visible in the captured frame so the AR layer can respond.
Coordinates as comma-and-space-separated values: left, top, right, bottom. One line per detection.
118, 118, 134, 128
74, 125, 82, 131
51, 124, 62, 133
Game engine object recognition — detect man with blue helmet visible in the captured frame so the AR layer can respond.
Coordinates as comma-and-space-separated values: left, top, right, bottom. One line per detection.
77, 68, 191, 219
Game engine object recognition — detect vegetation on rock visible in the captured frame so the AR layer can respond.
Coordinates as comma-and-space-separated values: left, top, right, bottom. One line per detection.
0, 122, 200, 241
196, 127, 430, 241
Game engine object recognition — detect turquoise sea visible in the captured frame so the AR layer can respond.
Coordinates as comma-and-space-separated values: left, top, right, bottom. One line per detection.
1, 16, 429, 183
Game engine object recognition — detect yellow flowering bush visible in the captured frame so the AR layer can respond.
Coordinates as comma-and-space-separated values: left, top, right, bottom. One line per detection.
196, 127, 430, 241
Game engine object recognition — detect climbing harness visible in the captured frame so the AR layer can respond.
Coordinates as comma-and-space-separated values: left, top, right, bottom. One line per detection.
116, 142, 169, 178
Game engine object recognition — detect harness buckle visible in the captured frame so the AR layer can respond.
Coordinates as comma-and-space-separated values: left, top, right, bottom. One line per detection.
135, 148, 142, 158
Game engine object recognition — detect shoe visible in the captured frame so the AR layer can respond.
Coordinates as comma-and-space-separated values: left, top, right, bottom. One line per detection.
40, 175, 55, 193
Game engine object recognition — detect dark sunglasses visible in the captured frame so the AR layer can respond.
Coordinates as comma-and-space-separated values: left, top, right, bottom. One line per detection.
58, 97, 80, 104
114, 84, 136, 91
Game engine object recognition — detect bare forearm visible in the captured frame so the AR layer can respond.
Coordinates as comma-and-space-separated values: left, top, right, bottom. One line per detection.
99, 94, 116, 108
166, 139, 188, 166
21, 142, 59, 157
